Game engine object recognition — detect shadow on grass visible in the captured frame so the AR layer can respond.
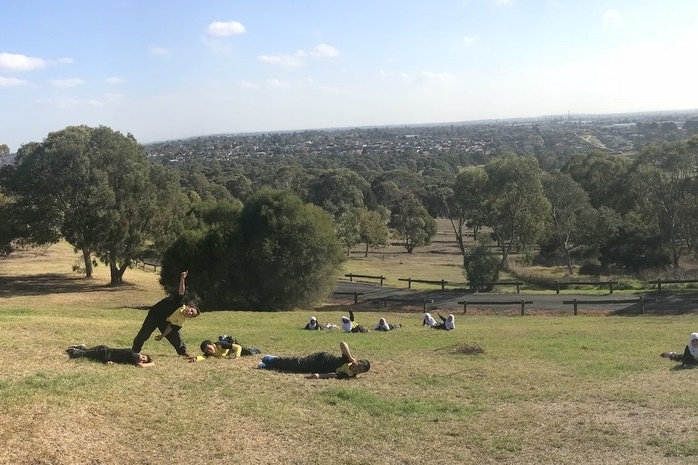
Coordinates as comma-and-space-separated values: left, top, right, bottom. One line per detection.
0, 273, 137, 297
610, 294, 698, 316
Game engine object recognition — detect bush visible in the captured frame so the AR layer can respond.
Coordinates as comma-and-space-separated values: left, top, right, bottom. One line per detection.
161, 189, 345, 311
464, 244, 500, 292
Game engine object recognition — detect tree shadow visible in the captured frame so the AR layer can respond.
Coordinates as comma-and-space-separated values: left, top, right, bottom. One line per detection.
610, 294, 698, 316
0, 273, 136, 297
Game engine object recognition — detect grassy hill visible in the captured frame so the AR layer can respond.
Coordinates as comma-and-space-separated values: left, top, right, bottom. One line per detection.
1, 242, 698, 464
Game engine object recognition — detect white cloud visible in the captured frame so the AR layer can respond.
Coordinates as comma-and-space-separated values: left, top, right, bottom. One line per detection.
106, 76, 125, 84
602, 9, 621, 23
150, 46, 173, 57
239, 80, 261, 90
50, 78, 84, 88
420, 71, 457, 83
0, 52, 46, 72
0, 76, 28, 87
259, 44, 340, 69
463, 36, 478, 45
310, 44, 339, 58
258, 54, 304, 68
266, 78, 290, 88
206, 21, 245, 37
105, 92, 123, 103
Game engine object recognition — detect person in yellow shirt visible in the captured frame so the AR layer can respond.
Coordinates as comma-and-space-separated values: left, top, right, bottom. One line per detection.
190, 336, 261, 362
131, 271, 199, 357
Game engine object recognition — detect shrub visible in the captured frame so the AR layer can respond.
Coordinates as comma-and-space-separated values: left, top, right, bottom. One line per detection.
464, 244, 500, 292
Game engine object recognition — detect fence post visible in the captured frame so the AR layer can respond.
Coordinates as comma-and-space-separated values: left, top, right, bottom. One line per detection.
573, 299, 578, 316
657, 279, 662, 295
609, 281, 614, 294
462, 301, 467, 314
556, 281, 560, 294
520, 299, 525, 316
516, 282, 520, 294
640, 295, 645, 315
348, 273, 354, 282
380, 275, 385, 286
408, 278, 412, 289
441, 279, 446, 290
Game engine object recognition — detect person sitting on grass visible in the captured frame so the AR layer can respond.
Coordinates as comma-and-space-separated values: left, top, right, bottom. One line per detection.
433, 313, 456, 330
304, 316, 322, 330
341, 310, 369, 333
257, 341, 370, 379
375, 317, 400, 331
65, 344, 154, 367
661, 332, 698, 367
191, 336, 261, 362
422, 312, 438, 327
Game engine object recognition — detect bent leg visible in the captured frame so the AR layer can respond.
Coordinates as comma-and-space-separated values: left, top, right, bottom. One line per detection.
132, 316, 159, 352
163, 327, 189, 356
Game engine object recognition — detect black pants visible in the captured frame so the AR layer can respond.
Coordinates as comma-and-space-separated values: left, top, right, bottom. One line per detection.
132, 315, 188, 355
70, 345, 111, 362
267, 352, 341, 373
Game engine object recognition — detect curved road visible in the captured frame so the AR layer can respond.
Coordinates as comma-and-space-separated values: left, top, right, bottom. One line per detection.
331, 279, 698, 315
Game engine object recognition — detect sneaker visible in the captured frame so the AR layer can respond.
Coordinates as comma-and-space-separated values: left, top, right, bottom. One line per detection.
67, 344, 87, 351
661, 352, 675, 358
257, 362, 266, 369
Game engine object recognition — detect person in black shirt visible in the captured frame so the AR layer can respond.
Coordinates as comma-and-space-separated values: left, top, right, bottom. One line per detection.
131, 271, 199, 357
66, 344, 154, 367
661, 332, 698, 367
257, 341, 370, 379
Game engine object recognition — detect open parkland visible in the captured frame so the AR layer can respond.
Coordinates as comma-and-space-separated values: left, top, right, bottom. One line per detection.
2, 232, 698, 465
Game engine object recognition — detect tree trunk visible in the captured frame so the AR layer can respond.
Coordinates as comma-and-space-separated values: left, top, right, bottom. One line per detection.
564, 247, 573, 275
364, 242, 369, 257
109, 259, 129, 286
82, 247, 93, 278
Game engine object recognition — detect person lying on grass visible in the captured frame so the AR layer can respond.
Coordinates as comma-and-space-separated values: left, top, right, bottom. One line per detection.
433, 313, 456, 330
304, 316, 322, 330
190, 336, 261, 362
65, 344, 154, 367
341, 310, 369, 333
257, 341, 370, 379
661, 332, 698, 367
375, 317, 400, 331
422, 312, 438, 327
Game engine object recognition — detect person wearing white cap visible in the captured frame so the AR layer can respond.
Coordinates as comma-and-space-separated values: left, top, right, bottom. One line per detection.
661, 332, 698, 367
304, 316, 321, 330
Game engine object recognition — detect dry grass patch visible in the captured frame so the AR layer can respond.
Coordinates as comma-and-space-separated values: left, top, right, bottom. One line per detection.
3, 243, 698, 464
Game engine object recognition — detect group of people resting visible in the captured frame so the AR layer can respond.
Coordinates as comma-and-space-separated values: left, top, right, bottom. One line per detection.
303, 310, 454, 333
303, 311, 404, 332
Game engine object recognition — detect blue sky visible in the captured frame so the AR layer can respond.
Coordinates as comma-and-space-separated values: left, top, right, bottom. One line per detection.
2, 0, 698, 151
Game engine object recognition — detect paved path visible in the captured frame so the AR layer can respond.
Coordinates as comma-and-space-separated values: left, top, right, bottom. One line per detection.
331, 280, 698, 315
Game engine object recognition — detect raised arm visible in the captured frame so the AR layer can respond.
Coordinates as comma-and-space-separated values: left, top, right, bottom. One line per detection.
179, 271, 188, 296
339, 341, 357, 364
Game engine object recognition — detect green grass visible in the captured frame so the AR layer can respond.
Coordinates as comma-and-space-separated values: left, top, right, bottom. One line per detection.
4, 241, 698, 464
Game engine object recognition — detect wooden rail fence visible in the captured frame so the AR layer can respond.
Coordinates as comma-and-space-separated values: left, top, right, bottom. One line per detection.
398, 278, 448, 290
457, 299, 533, 316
